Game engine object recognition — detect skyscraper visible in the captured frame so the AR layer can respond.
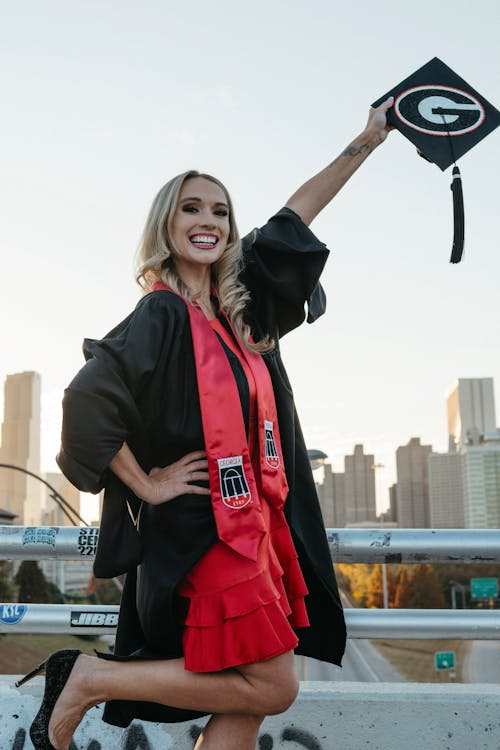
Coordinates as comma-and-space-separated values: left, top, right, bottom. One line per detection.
396, 437, 432, 528
388, 483, 398, 523
428, 451, 465, 528
344, 444, 376, 523
462, 432, 500, 528
446, 378, 496, 452
44, 472, 81, 527
316, 463, 346, 528
0, 371, 43, 525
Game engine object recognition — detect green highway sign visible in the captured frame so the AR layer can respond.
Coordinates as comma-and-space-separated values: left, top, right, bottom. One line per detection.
471, 578, 498, 599
435, 651, 455, 671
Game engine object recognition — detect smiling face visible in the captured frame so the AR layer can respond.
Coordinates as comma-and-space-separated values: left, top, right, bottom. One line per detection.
169, 176, 231, 281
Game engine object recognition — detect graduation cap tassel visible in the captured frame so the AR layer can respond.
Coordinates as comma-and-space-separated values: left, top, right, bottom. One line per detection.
437, 111, 465, 263
450, 165, 464, 263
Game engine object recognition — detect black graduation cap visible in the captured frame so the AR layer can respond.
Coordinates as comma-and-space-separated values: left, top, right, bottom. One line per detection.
372, 57, 500, 263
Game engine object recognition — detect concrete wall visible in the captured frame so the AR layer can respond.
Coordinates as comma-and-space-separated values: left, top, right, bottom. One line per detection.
2, 678, 500, 749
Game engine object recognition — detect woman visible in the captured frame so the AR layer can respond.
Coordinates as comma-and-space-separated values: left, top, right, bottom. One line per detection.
20, 98, 393, 750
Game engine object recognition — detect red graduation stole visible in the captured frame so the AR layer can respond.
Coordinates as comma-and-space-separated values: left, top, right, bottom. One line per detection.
152, 281, 289, 561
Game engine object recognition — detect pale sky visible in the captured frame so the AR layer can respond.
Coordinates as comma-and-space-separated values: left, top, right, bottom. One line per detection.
1, 0, 499, 519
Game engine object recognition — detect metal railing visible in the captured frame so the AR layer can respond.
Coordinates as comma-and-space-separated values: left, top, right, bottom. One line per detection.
2, 602, 500, 639
1, 526, 499, 639
3, 526, 500, 563
326, 528, 500, 563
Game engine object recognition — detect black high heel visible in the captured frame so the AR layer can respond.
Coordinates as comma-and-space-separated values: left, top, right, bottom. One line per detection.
16, 649, 81, 750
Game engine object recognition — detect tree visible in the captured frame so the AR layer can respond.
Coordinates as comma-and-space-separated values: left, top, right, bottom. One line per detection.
394, 565, 417, 608
46, 580, 66, 604
336, 563, 374, 607
367, 564, 398, 608
411, 564, 446, 608
15, 561, 49, 603
394, 564, 446, 608
367, 565, 385, 608
0, 561, 14, 600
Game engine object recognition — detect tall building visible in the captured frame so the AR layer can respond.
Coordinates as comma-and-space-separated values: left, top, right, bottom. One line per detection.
44, 472, 81, 526
316, 463, 346, 528
0, 371, 43, 525
396, 437, 432, 528
344, 444, 376, 523
446, 378, 496, 452
462, 432, 500, 528
428, 451, 465, 528
387, 483, 398, 523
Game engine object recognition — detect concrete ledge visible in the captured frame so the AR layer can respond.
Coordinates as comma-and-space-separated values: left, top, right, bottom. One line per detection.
2, 678, 500, 749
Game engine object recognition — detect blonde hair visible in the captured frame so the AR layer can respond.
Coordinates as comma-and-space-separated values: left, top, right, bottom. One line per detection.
135, 170, 273, 353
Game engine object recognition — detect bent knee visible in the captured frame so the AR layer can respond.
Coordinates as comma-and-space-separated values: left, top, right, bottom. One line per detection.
239, 651, 299, 716
256, 671, 299, 716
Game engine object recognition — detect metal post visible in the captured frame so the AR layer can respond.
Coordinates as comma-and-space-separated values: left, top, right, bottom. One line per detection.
382, 561, 389, 609
451, 586, 457, 609
373, 462, 388, 608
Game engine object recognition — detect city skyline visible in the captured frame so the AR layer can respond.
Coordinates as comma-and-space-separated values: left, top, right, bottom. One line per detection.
1, 368, 498, 521
1, 1, 499, 518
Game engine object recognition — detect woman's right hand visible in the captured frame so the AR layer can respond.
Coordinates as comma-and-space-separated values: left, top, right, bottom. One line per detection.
145, 450, 210, 505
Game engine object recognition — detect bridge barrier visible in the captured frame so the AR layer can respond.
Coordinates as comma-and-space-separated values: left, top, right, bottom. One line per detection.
3, 678, 500, 750
1, 526, 500, 638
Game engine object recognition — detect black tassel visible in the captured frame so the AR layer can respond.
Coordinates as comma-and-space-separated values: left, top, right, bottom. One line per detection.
450, 165, 464, 263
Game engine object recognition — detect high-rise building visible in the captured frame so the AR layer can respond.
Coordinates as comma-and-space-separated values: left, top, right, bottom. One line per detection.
388, 483, 398, 523
0, 371, 43, 525
44, 472, 81, 527
316, 463, 346, 528
446, 378, 496, 452
428, 451, 465, 528
462, 432, 500, 528
344, 444, 376, 523
396, 437, 432, 528
316, 463, 333, 528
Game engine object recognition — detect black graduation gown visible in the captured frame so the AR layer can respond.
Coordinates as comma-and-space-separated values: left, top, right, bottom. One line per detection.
57, 207, 346, 728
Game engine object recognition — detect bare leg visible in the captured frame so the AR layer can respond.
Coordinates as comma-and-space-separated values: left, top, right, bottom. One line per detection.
194, 714, 265, 750
48, 651, 298, 750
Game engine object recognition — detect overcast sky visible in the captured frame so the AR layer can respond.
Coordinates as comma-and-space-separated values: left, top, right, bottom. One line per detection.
1, 0, 499, 518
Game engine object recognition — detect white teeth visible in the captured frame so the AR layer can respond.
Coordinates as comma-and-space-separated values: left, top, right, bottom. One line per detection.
190, 235, 217, 244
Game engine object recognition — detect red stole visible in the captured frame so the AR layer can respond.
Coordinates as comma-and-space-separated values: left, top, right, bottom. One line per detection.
151, 281, 288, 561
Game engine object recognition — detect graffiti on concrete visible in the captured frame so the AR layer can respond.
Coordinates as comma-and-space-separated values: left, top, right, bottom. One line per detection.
9, 720, 323, 749
10, 729, 105, 750
191, 723, 323, 749
281, 727, 323, 749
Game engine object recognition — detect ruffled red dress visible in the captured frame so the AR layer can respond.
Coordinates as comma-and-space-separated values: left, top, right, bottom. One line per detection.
176, 317, 310, 672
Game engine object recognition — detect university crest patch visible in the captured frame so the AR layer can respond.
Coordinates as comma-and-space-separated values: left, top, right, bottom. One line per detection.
264, 420, 280, 469
218, 456, 252, 509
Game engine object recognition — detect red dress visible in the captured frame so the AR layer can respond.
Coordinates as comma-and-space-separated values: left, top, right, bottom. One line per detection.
177, 318, 310, 672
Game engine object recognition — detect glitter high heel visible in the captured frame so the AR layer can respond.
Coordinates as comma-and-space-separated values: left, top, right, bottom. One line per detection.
16, 649, 81, 750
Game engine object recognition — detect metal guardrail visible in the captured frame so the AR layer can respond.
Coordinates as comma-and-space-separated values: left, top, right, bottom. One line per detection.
2, 526, 500, 563
2, 603, 500, 639
0, 525, 98, 560
326, 528, 500, 563
2, 526, 500, 639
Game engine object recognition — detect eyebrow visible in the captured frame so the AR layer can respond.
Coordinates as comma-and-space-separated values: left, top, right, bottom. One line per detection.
179, 196, 229, 208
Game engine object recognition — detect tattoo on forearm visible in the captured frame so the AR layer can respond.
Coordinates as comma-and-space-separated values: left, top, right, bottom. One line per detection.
329, 142, 371, 167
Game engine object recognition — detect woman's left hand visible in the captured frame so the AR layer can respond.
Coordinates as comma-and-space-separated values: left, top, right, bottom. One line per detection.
364, 96, 395, 146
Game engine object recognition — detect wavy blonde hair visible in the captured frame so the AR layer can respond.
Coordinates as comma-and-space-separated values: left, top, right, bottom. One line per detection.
135, 170, 273, 353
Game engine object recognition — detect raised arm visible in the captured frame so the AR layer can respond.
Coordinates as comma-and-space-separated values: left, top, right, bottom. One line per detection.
285, 97, 394, 226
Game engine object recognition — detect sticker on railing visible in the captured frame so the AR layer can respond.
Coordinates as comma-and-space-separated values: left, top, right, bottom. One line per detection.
0, 604, 27, 624
22, 527, 57, 548
70, 611, 118, 627
77, 527, 99, 556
